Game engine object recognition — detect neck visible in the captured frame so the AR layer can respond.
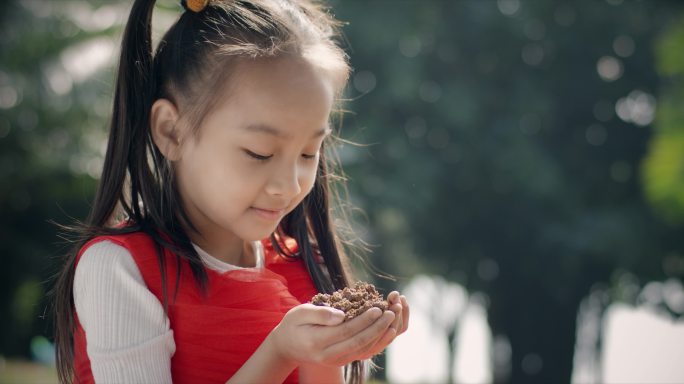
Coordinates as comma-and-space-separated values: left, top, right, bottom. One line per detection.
187, 229, 255, 267
177, 193, 256, 266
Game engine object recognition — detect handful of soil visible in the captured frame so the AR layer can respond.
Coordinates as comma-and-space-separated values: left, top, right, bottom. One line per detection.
310, 281, 388, 321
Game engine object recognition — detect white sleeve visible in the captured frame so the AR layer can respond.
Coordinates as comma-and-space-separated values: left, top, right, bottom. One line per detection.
74, 240, 176, 383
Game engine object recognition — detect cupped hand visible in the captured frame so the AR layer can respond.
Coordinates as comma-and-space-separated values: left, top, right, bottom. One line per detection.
355, 291, 410, 360
269, 292, 410, 366
269, 302, 394, 367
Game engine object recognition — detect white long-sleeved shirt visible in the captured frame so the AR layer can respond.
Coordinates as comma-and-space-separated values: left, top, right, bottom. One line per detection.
73, 240, 264, 383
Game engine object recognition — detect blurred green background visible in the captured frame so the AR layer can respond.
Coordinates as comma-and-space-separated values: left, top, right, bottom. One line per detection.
2, 0, 684, 383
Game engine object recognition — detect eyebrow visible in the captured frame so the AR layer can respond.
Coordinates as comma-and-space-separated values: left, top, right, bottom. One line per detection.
244, 123, 331, 139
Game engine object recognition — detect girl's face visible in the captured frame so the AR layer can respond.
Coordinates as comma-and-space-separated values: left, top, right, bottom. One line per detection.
171, 56, 335, 255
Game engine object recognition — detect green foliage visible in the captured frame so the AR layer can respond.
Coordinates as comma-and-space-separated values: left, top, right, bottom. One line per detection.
643, 129, 684, 222
643, 15, 684, 223
11, 279, 42, 334
655, 17, 684, 77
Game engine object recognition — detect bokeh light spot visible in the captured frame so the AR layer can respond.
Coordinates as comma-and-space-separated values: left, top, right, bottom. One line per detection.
522, 43, 544, 66
597, 56, 623, 82
497, 0, 520, 17
399, 35, 422, 58
353, 70, 377, 93
0, 85, 19, 109
613, 35, 635, 58
586, 124, 607, 146
522, 353, 543, 375
615, 90, 656, 126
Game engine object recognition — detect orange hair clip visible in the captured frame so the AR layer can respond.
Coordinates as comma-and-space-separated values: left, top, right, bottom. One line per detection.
184, 0, 209, 13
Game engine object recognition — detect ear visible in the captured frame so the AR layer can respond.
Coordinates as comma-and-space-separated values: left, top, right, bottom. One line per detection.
150, 98, 184, 161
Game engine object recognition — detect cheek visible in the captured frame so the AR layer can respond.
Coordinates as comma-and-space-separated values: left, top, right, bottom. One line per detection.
293, 166, 319, 203
178, 148, 253, 206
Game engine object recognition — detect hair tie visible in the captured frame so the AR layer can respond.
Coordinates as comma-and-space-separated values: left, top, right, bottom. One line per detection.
182, 0, 209, 13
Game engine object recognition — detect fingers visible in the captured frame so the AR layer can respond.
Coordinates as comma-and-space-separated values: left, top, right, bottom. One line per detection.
315, 306, 384, 345
358, 293, 410, 359
357, 323, 397, 360
389, 304, 402, 331
291, 303, 346, 326
387, 291, 401, 305
385, 291, 403, 333
356, 293, 403, 360
399, 295, 409, 334
322, 310, 395, 365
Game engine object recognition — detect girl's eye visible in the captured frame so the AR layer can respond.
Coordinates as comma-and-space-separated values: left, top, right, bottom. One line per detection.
244, 149, 273, 161
302, 153, 318, 160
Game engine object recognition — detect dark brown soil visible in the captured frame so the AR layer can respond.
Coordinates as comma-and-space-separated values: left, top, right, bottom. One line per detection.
310, 281, 388, 321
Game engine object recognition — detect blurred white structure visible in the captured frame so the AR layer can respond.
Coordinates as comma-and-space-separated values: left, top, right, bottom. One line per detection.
601, 304, 684, 383
385, 306, 452, 383
572, 278, 684, 384
388, 275, 684, 384
386, 275, 494, 384
571, 290, 606, 384
453, 299, 493, 384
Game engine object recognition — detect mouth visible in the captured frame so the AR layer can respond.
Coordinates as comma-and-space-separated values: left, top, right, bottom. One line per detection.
250, 207, 286, 220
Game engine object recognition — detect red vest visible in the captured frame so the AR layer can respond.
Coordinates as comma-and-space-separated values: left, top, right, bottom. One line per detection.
73, 231, 318, 383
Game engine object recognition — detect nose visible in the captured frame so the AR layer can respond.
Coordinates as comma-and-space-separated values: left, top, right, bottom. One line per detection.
265, 161, 302, 199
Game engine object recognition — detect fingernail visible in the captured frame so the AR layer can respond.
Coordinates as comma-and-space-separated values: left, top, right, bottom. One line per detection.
369, 308, 382, 319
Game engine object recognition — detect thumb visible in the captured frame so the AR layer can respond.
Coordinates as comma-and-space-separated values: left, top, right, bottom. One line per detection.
299, 303, 346, 326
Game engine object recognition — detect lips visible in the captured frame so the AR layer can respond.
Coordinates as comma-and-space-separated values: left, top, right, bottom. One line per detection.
251, 207, 286, 220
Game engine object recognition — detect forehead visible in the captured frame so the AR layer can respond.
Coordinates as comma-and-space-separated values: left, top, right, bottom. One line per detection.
217, 56, 336, 130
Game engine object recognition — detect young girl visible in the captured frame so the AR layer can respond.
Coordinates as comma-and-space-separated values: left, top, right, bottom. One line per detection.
52, 0, 409, 383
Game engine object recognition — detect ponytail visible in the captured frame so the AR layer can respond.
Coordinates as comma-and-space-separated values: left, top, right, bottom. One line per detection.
54, 1, 160, 382
93, 0, 156, 226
